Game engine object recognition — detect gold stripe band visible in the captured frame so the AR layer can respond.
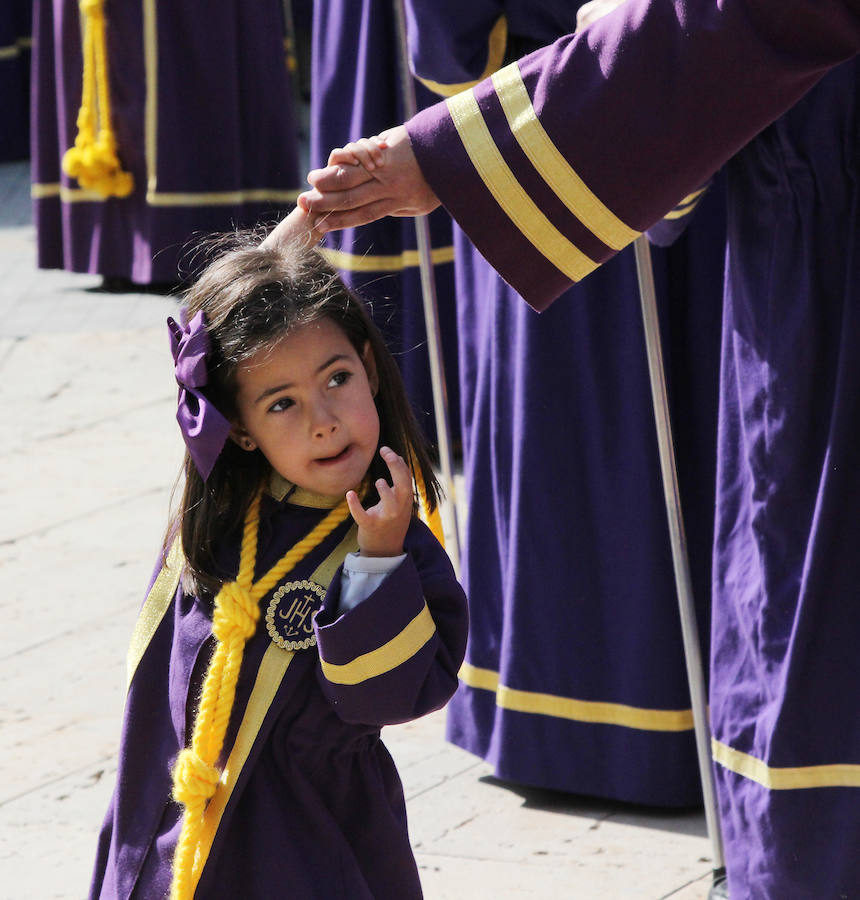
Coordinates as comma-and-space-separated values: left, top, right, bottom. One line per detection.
126, 539, 184, 687
145, 188, 301, 206
491, 63, 639, 251
320, 245, 455, 272
446, 89, 598, 283
663, 187, 708, 220
320, 603, 436, 685
460, 662, 694, 732
32, 182, 300, 207
32, 183, 105, 202
416, 15, 508, 98
712, 739, 860, 790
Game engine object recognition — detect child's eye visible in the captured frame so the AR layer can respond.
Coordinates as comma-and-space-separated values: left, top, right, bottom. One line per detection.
268, 396, 295, 413
328, 370, 352, 388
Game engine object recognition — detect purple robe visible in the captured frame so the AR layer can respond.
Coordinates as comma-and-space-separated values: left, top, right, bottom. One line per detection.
0, 0, 30, 161
89, 490, 468, 899
405, 1, 860, 895
310, 0, 460, 445
404, 0, 724, 807
32, 0, 300, 283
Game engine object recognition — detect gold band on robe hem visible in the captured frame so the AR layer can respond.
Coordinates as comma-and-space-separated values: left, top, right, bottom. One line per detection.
415, 16, 508, 98
446, 88, 599, 284
320, 245, 455, 273
459, 662, 695, 732
712, 738, 860, 790
31, 182, 302, 207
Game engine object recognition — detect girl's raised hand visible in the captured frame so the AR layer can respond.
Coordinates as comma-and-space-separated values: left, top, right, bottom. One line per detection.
260, 205, 324, 251
346, 447, 413, 557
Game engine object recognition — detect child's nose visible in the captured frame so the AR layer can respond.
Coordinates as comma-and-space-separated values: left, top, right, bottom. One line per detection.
311, 404, 338, 438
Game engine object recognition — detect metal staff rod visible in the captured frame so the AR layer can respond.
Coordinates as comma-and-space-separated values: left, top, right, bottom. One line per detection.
632, 236, 725, 870
391, 0, 461, 572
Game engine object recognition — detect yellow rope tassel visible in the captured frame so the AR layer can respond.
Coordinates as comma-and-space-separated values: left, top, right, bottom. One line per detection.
62, 0, 134, 198
411, 451, 445, 547
170, 492, 350, 900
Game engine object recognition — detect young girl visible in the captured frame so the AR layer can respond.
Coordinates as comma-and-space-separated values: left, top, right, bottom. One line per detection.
88, 210, 468, 900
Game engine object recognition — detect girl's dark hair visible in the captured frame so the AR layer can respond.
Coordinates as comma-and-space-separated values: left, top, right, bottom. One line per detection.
169, 230, 441, 596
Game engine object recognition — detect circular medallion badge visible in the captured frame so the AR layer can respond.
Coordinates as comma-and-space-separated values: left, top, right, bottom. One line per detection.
265, 580, 327, 650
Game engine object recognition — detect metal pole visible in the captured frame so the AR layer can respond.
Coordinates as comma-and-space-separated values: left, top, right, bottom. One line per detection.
391, 0, 461, 572
632, 236, 725, 870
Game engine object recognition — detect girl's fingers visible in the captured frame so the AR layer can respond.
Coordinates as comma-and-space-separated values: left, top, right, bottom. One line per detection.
375, 477, 394, 504
345, 490, 368, 524
380, 447, 410, 494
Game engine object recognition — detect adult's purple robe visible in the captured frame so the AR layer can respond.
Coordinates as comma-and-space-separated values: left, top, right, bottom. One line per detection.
0, 0, 30, 161
32, 0, 301, 284
310, 0, 459, 445
89, 488, 468, 899
405, 0, 860, 896
404, 0, 724, 807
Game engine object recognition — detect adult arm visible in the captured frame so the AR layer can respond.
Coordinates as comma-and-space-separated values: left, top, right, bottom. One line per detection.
301, 0, 860, 311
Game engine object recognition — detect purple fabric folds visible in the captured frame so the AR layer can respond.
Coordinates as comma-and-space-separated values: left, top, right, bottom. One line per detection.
167, 311, 232, 480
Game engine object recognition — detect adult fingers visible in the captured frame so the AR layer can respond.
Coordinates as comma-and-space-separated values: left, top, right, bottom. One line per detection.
307, 197, 411, 233
306, 161, 375, 195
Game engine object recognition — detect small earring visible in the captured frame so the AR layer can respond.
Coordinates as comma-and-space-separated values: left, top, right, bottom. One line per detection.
244, 439, 254, 450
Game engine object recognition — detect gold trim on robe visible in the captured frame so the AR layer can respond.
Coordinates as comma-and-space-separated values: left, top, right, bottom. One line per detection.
459, 662, 695, 732
663, 186, 708, 220
126, 538, 184, 688
320, 603, 436, 685
491, 63, 640, 251
712, 739, 860, 790
415, 16, 508, 98
320, 245, 455, 273
446, 88, 599, 283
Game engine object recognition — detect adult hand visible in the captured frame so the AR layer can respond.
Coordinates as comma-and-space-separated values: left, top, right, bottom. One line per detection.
298, 125, 441, 233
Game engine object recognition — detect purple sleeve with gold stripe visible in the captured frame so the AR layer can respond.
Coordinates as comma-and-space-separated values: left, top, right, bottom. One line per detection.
405, 0, 506, 96
406, 0, 860, 310
313, 521, 468, 726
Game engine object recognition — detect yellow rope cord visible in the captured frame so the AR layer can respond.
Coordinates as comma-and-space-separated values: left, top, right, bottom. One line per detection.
62, 0, 134, 198
170, 492, 351, 900
411, 450, 445, 547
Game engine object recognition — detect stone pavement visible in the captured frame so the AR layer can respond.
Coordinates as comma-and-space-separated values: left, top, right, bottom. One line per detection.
0, 160, 713, 899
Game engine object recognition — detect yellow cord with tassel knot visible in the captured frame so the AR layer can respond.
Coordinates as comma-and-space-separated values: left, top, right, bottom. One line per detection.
169, 492, 350, 900
62, 0, 134, 198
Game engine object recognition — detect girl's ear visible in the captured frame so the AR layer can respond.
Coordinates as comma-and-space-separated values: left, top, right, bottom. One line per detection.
229, 423, 258, 452
361, 341, 379, 397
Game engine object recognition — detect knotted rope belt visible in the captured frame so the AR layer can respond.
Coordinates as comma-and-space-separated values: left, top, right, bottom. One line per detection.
169, 492, 350, 900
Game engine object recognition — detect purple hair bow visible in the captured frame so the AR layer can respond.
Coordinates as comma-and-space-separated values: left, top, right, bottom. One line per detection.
167, 310, 232, 480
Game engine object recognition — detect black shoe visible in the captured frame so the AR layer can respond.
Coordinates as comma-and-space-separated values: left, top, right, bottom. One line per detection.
708, 868, 729, 899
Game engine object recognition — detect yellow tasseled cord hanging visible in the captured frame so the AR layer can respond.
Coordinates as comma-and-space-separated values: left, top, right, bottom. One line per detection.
170, 492, 350, 900
62, 0, 134, 198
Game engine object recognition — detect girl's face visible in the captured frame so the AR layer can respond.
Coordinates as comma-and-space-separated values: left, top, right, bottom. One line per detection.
231, 318, 381, 498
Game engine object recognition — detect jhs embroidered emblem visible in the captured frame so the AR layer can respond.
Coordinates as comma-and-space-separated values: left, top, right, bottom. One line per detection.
265, 580, 327, 650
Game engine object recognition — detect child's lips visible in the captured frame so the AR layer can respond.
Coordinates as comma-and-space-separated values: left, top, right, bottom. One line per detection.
315, 444, 352, 466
